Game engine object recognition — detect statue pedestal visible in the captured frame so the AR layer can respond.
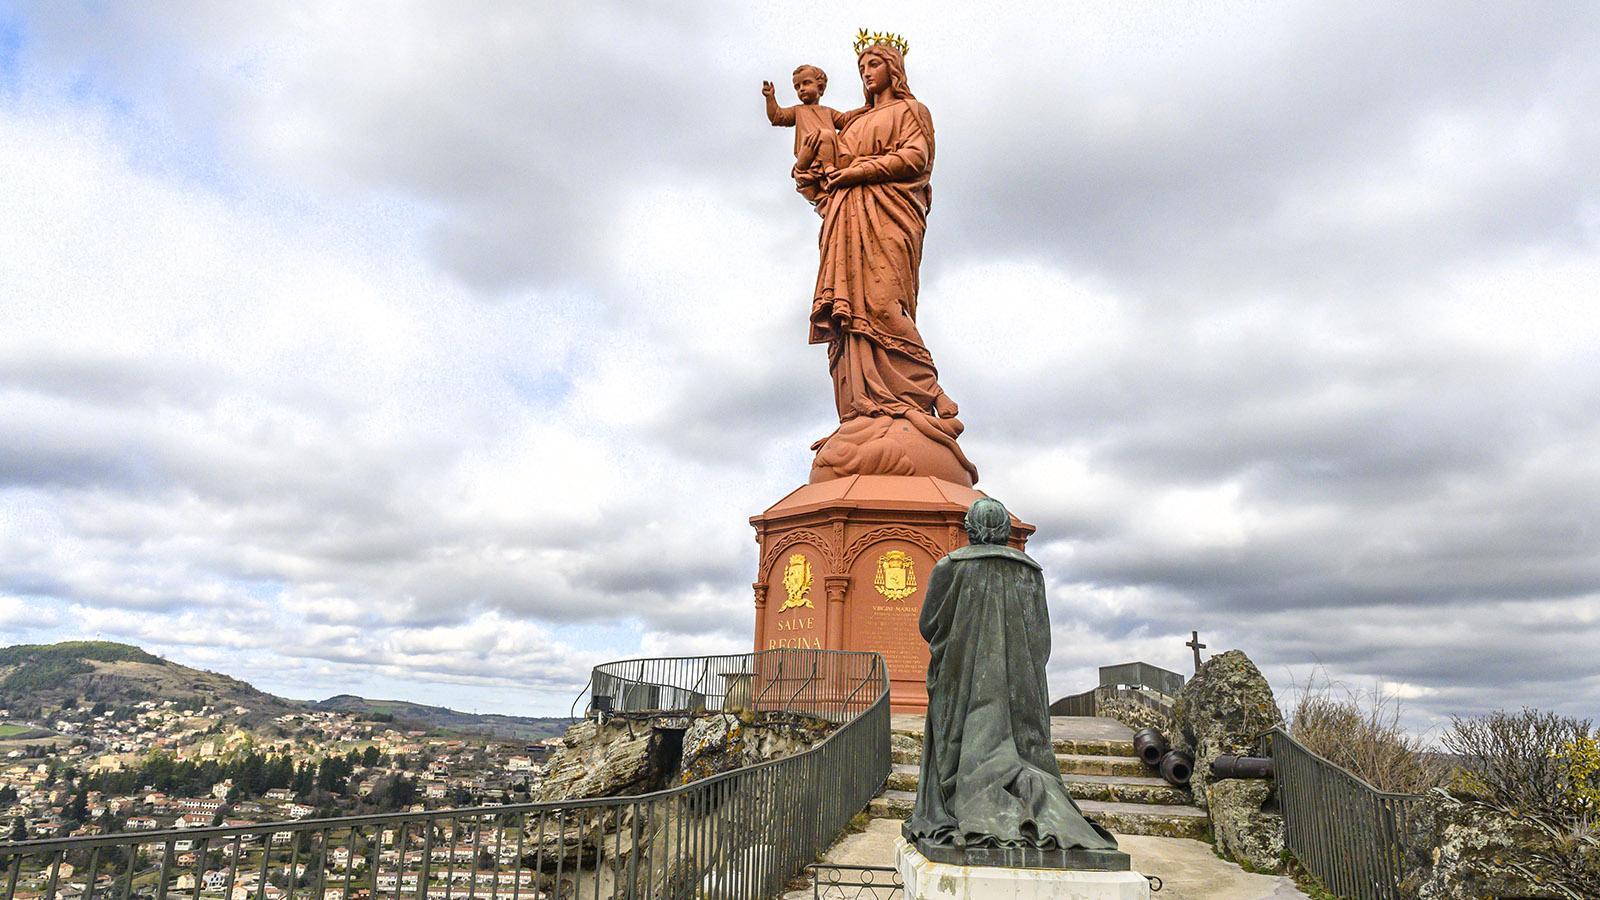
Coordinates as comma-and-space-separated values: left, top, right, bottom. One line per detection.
750, 475, 1032, 713
896, 840, 1151, 900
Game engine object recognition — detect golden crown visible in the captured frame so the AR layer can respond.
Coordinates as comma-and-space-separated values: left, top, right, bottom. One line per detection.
854, 28, 909, 57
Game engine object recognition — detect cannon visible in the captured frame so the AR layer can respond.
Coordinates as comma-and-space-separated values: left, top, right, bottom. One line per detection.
1209, 754, 1274, 780
1132, 727, 1170, 767
1158, 749, 1194, 787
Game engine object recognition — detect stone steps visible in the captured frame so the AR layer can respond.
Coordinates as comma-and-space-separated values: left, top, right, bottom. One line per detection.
1052, 737, 1137, 758
1077, 800, 1210, 840
870, 788, 917, 819
868, 790, 1210, 840
895, 727, 1139, 760
889, 765, 1189, 806
880, 717, 1208, 840
1062, 773, 1192, 806
894, 748, 1147, 777
1056, 752, 1149, 778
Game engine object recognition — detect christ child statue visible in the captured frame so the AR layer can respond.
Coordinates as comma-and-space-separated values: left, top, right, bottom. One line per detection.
762, 64, 848, 204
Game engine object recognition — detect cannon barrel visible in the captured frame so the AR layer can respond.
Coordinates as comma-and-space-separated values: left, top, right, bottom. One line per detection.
1132, 728, 1170, 767
1158, 749, 1194, 787
1209, 754, 1274, 780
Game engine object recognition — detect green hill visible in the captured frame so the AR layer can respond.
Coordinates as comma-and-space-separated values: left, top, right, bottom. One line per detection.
0, 641, 574, 740
0, 641, 298, 724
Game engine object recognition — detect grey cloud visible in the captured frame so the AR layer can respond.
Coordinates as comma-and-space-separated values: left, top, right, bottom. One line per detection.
5, 1, 1600, 723
940, 3, 1600, 292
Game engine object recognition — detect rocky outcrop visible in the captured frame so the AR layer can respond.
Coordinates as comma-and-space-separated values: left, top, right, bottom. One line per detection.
538, 711, 836, 801
1400, 790, 1599, 899
1208, 780, 1284, 873
1169, 649, 1281, 811
1169, 649, 1285, 873
535, 718, 665, 801
678, 713, 746, 783
527, 710, 841, 896
677, 712, 833, 785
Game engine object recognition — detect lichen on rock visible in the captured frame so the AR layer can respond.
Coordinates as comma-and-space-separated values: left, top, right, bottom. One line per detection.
1208, 780, 1284, 873
1169, 649, 1282, 811
675, 711, 832, 786
1169, 649, 1286, 873
535, 718, 665, 802
1401, 790, 1599, 899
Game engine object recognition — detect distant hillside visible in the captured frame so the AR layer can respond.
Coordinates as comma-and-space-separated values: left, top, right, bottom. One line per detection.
0, 641, 299, 724
312, 694, 574, 742
0, 641, 574, 741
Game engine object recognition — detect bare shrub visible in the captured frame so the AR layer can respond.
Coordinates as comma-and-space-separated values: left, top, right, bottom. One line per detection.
1288, 674, 1446, 794
1443, 707, 1593, 826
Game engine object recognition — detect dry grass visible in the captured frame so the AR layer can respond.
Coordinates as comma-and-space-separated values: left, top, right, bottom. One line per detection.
1288, 673, 1447, 794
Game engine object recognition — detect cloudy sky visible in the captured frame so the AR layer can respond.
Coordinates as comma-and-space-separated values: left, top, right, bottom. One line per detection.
1, 2, 1596, 732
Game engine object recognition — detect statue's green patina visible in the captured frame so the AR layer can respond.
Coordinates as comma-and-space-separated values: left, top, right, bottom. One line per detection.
903, 498, 1130, 870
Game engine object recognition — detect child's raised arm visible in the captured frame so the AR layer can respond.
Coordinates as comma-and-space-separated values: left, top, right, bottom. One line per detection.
762, 81, 794, 126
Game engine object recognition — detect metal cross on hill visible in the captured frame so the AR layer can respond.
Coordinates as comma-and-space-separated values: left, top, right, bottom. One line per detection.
1186, 630, 1207, 672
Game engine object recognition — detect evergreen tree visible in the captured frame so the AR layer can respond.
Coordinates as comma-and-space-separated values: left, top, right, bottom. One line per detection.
293, 762, 314, 795
9, 817, 25, 842
66, 784, 89, 823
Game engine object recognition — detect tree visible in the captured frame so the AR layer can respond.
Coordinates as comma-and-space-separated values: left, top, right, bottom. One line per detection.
361, 746, 381, 768
9, 817, 25, 842
66, 784, 89, 824
0, 785, 18, 804
293, 762, 315, 796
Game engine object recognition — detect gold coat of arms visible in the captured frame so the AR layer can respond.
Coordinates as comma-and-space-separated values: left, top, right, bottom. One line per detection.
874, 550, 917, 600
780, 553, 814, 611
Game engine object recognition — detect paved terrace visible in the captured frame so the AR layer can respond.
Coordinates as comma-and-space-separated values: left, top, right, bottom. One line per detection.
783, 714, 1307, 899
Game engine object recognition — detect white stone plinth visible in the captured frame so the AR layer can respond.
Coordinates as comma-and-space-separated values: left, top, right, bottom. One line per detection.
895, 839, 1151, 900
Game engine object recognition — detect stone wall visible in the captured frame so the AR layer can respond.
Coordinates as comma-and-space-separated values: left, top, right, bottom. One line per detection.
1096, 692, 1169, 732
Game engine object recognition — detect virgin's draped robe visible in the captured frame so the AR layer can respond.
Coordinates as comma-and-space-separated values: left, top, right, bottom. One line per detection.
809, 99, 968, 468
904, 544, 1121, 853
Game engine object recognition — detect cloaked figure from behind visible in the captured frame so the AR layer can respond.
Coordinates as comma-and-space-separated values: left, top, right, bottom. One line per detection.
904, 498, 1122, 859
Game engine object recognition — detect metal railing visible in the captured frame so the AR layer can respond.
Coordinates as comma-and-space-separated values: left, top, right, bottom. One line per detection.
806, 864, 901, 899
0, 649, 891, 900
585, 650, 881, 724
1269, 727, 1422, 900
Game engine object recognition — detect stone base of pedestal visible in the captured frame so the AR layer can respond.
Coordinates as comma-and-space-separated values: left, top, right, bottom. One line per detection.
896, 839, 1151, 900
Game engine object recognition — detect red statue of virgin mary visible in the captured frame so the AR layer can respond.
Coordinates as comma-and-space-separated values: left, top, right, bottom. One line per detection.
798, 36, 978, 487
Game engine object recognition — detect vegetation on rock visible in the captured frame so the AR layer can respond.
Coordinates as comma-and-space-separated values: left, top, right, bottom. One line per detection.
1444, 707, 1596, 822
1418, 708, 1600, 898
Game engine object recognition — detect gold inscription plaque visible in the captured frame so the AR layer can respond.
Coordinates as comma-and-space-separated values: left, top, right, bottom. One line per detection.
780, 553, 814, 611
874, 550, 917, 601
